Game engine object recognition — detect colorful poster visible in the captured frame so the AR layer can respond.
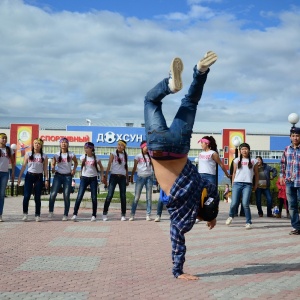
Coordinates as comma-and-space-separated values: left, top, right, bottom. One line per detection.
10, 124, 39, 166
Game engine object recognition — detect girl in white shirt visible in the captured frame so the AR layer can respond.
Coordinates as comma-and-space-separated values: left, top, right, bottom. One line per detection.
198, 136, 230, 185
225, 143, 259, 229
48, 137, 78, 221
17, 138, 48, 222
71, 142, 104, 221
0, 133, 15, 222
129, 141, 154, 221
103, 140, 129, 221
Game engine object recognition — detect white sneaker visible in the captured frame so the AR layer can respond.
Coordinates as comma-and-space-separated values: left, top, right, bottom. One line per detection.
35, 216, 41, 222
71, 215, 77, 222
129, 216, 134, 221
225, 217, 233, 225
245, 223, 253, 230
121, 216, 126, 221
103, 215, 108, 221
195, 218, 200, 224
48, 212, 53, 218
0, 215, 3, 222
91, 216, 96, 222
22, 214, 28, 221
154, 215, 161, 222
197, 51, 218, 73
168, 57, 183, 93
62, 216, 68, 221
146, 215, 152, 221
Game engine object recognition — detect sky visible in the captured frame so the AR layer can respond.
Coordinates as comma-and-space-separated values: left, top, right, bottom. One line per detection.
1, 0, 300, 127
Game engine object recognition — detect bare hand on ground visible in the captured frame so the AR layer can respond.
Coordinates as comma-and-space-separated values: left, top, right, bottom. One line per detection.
206, 218, 217, 229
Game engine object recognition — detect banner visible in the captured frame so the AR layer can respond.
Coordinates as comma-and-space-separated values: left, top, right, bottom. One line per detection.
10, 124, 39, 166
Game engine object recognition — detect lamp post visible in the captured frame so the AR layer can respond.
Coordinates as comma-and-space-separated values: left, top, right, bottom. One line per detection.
194, 157, 199, 169
288, 113, 299, 128
232, 138, 241, 159
10, 143, 17, 196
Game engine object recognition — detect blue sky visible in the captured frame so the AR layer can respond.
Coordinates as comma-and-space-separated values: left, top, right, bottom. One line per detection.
1, 0, 300, 130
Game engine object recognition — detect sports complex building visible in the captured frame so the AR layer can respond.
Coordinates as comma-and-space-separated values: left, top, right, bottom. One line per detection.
0, 116, 296, 185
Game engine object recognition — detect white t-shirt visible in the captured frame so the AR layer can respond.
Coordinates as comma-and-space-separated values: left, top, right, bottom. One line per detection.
0, 147, 14, 172
233, 157, 258, 183
198, 150, 216, 175
134, 153, 153, 177
110, 151, 126, 176
54, 151, 75, 174
80, 154, 99, 177
27, 152, 47, 174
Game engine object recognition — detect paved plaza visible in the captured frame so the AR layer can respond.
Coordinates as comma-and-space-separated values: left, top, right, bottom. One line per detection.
0, 194, 299, 300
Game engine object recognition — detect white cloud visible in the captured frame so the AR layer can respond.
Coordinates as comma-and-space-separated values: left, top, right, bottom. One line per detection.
0, 0, 300, 127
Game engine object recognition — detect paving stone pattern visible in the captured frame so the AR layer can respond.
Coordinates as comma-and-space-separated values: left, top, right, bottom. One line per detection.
0, 196, 299, 299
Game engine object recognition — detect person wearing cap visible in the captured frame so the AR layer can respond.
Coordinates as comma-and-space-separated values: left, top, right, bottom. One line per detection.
280, 126, 300, 235
198, 135, 230, 185
71, 142, 104, 222
17, 138, 49, 222
129, 141, 154, 221
48, 137, 78, 221
254, 155, 277, 217
144, 52, 219, 280
102, 139, 129, 221
225, 143, 259, 229
0, 133, 15, 222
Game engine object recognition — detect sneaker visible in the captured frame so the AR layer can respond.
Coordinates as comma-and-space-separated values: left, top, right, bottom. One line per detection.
168, 57, 183, 93
225, 217, 233, 225
197, 51, 218, 73
48, 212, 53, 218
121, 216, 126, 221
35, 216, 41, 222
154, 215, 161, 222
71, 215, 77, 222
195, 218, 200, 224
0, 215, 3, 222
129, 216, 134, 221
245, 223, 253, 230
91, 216, 96, 222
22, 214, 28, 221
62, 216, 68, 221
146, 215, 152, 221
103, 215, 108, 221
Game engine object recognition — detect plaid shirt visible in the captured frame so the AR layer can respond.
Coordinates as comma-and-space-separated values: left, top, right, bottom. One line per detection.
280, 144, 300, 187
167, 159, 219, 278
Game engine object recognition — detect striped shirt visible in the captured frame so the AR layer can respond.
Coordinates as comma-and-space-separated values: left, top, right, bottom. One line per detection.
280, 144, 300, 187
166, 159, 219, 278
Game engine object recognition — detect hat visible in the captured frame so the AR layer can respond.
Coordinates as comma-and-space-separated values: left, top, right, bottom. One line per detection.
239, 143, 250, 150
290, 127, 300, 134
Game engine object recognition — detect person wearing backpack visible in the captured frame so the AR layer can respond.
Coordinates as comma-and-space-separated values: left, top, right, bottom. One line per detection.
144, 51, 219, 280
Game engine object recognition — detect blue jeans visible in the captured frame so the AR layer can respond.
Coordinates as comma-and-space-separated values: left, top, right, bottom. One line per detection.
200, 173, 216, 185
255, 188, 273, 216
73, 176, 98, 217
156, 199, 164, 216
131, 175, 153, 215
286, 181, 300, 230
144, 67, 208, 154
23, 172, 43, 216
0, 172, 9, 215
229, 182, 253, 224
49, 173, 72, 216
103, 174, 127, 216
